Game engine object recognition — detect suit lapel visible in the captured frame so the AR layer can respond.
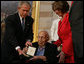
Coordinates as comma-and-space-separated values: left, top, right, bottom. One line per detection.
15, 13, 24, 32
58, 20, 63, 34
58, 14, 67, 34
25, 16, 30, 27
44, 43, 49, 56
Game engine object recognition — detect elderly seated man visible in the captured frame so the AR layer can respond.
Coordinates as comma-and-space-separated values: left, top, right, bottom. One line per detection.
21, 31, 59, 63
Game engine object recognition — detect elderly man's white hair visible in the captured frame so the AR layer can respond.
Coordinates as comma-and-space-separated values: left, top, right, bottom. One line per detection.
39, 31, 50, 41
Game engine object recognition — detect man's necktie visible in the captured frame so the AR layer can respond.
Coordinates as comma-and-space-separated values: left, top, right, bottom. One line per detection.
22, 18, 25, 30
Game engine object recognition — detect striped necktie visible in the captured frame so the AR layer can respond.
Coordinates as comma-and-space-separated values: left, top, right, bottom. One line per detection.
22, 18, 25, 30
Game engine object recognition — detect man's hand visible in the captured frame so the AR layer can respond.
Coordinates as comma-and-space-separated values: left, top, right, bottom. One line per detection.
17, 48, 25, 55
25, 41, 32, 47
22, 47, 28, 54
57, 51, 65, 63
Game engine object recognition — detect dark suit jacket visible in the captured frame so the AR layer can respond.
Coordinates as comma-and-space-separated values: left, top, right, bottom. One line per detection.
69, 1, 83, 61
1, 12, 34, 63
30, 42, 59, 63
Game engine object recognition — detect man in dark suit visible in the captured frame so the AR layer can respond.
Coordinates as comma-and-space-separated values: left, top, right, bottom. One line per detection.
69, 1, 83, 63
23, 31, 59, 63
1, 1, 34, 63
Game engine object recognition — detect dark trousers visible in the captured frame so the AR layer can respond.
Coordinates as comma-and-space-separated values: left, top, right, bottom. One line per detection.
75, 57, 83, 63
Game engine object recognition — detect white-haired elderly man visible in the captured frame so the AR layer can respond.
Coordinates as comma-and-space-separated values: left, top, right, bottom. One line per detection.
22, 31, 59, 63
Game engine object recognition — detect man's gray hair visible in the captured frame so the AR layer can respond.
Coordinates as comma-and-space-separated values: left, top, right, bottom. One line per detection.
18, 1, 31, 8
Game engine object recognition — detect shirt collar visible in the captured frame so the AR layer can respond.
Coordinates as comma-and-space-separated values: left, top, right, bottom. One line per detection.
38, 46, 45, 50
18, 12, 25, 23
18, 13, 22, 21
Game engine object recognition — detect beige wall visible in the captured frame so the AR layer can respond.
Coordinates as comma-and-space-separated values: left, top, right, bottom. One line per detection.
38, 1, 71, 41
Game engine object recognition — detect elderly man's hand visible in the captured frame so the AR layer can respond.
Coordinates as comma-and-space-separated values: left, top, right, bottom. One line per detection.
29, 56, 47, 61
